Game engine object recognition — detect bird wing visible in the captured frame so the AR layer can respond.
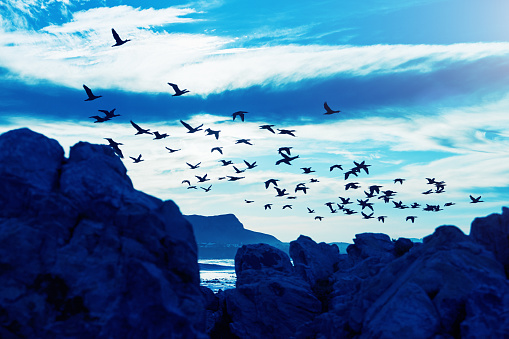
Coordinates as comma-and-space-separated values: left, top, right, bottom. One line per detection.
112, 28, 122, 43
83, 85, 94, 97
168, 83, 180, 92
130, 120, 145, 132
324, 102, 332, 112
180, 120, 193, 131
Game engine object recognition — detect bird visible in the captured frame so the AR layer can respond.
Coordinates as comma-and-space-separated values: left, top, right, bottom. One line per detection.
83, 85, 102, 101
274, 187, 288, 197
264, 179, 279, 189
295, 183, 309, 194
111, 28, 130, 47
368, 185, 383, 195
393, 201, 408, 209
406, 216, 417, 223
287, 196, 297, 200
195, 174, 209, 182
180, 120, 203, 133
357, 199, 374, 211
301, 167, 315, 174
353, 161, 371, 174
201, 185, 212, 192
264, 204, 273, 210
168, 83, 189, 96
233, 166, 246, 174
232, 111, 248, 121
469, 195, 483, 203
98, 108, 120, 118
211, 147, 223, 154
310, 178, 319, 183
130, 120, 152, 135
186, 162, 201, 169
315, 216, 324, 221
345, 182, 361, 190
244, 160, 257, 169
89, 115, 110, 123
339, 197, 353, 205
282, 205, 292, 209
205, 128, 220, 140
330, 164, 343, 171
245, 199, 254, 204
344, 170, 358, 180
444, 202, 456, 207
422, 189, 433, 195
323, 102, 340, 115
181, 180, 191, 186
362, 212, 374, 219
378, 216, 387, 223
165, 147, 181, 153
235, 139, 253, 145
227, 176, 245, 181
278, 147, 292, 155
394, 178, 405, 184
130, 154, 143, 163
153, 131, 169, 140
259, 125, 275, 133
104, 138, 123, 158
219, 159, 233, 166
344, 209, 357, 215
307, 207, 315, 213
187, 186, 198, 190
364, 190, 376, 198
276, 153, 299, 165
277, 129, 296, 137
411, 203, 421, 209
324, 202, 336, 212
425, 178, 436, 185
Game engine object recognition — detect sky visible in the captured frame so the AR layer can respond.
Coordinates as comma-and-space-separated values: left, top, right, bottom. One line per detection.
1, 0, 509, 243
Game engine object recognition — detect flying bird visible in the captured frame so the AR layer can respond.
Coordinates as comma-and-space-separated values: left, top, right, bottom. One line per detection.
205, 128, 220, 140
264, 204, 273, 210
235, 139, 253, 145
323, 102, 340, 115
227, 176, 245, 181
295, 183, 309, 194
307, 207, 315, 213
130, 120, 152, 135
330, 164, 343, 171
211, 147, 223, 154
104, 138, 123, 158
301, 167, 315, 174
245, 199, 254, 204
260, 125, 275, 133
153, 131, 169, 140
276, 153, 299, 165
244, 160, 257, 169
196, 174, 209, 182
130, 154, 143, 163
219, 159, 233, 166
168, 83, 189, 96
111, 28, 130, 47
310, 178, 319, 183
274, 187, 288, 197
378, 216, 387, 223
98, 108, 120, 118
338, 197, 353, 205
345, 182, 361, 190
444, 202, 456, 207
277, 129, 296, 137
394, 178, 406, 185
264, 179, 279, 189
315, 216, 324, 221
186, 162, 201, 169
278, 147, 292, 155
89, 115, 110, 123
406, 216, 417, 223
469, 195, 483, 203
233, 166, 246, 174
282, 205, 292, 210
344, 170, 358, 180
83, 85, 102, 101
181, 180, 191, 186
362, 212, 374, 219
232, 111, 248, 121
357, 199, 374, 211
353, 161, 371, 175
165, 147, 181, 153
180, 120, 203, 133
201, 185, 212, 192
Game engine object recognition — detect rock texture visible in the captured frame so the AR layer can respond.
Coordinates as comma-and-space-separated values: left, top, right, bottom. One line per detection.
0, 128, 206, 338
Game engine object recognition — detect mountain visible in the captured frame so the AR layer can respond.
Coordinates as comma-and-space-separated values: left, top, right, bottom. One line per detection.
185, 214, 287, 258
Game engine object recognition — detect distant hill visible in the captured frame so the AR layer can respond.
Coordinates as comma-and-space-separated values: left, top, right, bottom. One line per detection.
185, 214, 287, 258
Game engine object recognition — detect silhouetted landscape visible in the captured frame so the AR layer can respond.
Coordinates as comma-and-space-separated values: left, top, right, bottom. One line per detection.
1, 128, 508, 338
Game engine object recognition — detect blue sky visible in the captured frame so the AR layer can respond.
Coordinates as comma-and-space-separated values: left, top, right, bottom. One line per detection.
1, 0, 509, 242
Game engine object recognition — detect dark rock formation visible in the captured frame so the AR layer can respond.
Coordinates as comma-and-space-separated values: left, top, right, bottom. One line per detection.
0, 128, 206, 338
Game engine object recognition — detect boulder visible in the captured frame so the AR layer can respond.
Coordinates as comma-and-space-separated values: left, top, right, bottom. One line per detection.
346, 233, 395, 264
0, 128, 206, 338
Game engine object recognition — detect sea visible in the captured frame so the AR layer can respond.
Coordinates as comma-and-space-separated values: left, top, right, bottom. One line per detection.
199, 259, 236, 292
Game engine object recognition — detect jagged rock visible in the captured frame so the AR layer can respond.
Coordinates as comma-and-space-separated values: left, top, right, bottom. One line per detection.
226, 243, 321, 339
0, 128, 206, 338
393, 237, 414, 257
470, 207, 509, 277
346, 233, 396, 264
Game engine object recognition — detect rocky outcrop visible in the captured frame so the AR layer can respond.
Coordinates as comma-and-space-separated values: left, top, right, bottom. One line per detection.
0, 128, 206, 338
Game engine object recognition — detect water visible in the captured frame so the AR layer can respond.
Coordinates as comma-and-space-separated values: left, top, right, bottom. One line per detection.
199, 259, 236, 292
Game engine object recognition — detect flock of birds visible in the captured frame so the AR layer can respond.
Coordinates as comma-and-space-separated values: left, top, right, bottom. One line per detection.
84, 29, 485, 224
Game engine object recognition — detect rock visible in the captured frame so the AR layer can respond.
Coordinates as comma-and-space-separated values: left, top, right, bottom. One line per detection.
226, 243, 321, 338
393, 237, 414, 257
470, 207, 509, 277
346, 233, 395, 264
0, 128, 206, 338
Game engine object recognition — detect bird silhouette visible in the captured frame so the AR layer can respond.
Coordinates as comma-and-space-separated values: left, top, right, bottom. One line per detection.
411, 203, 421, 209
344, 170, 358, 180
168, 83, 189, 96
444, 202, 455, 207
83, 85, 102, 101
232, 111, 248, 121
111, 28, 130, 47
205, 128, 220, 140
98, 108, 120, 118
378, 216, 387, 223
165, 147, 181, 153
264, 179, 279, 189
276, 153, 299, 165
235, 139, 253, 145
315, 216, 324, 221
282, 205, 292, 209
104, 138, 123, 158
186, 162, 201, 169
245, 199, 254, 204
219, 159, 233, 166
260, 125, 275, 133
362, 212, 374, 219
153, 131, 169, 140
393, 201, 408, 209
211, 147, 223, 154
244, 160, 257, 169
201, 185, 212, 192
181, 180, 191, 186
406, 216, 417, 223
426, 178, 436, 184
301, 167, 315, 174
233, 166, 246, 174
307, 207, 315, 213
357, 199, 374, 211
187, 186, 198, 189
227, 176, 245, 181
196, 174, 209, 182
89, 115, 110, 123
274, 187, 288, 197
277, 129, 296, 137
130, 154, 143, 163
278, 147, 292, 155
339, 197, 353, 205
310, 178, 319, 183
264, 204, 273, 210
368, 185, 383, 195
422, 189, 433, 195
295, 183, 309, 194
330, 164, 343, 171
353, 161, 371, 174
394, 178, 405, 184
364, 190, 376, 198
344, 209, 357, 215
323, 102, 340, 115
180, 120, 203, 133
345, 182, 361, 190
130, 120, 152, 135
469, 195, 483, 203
